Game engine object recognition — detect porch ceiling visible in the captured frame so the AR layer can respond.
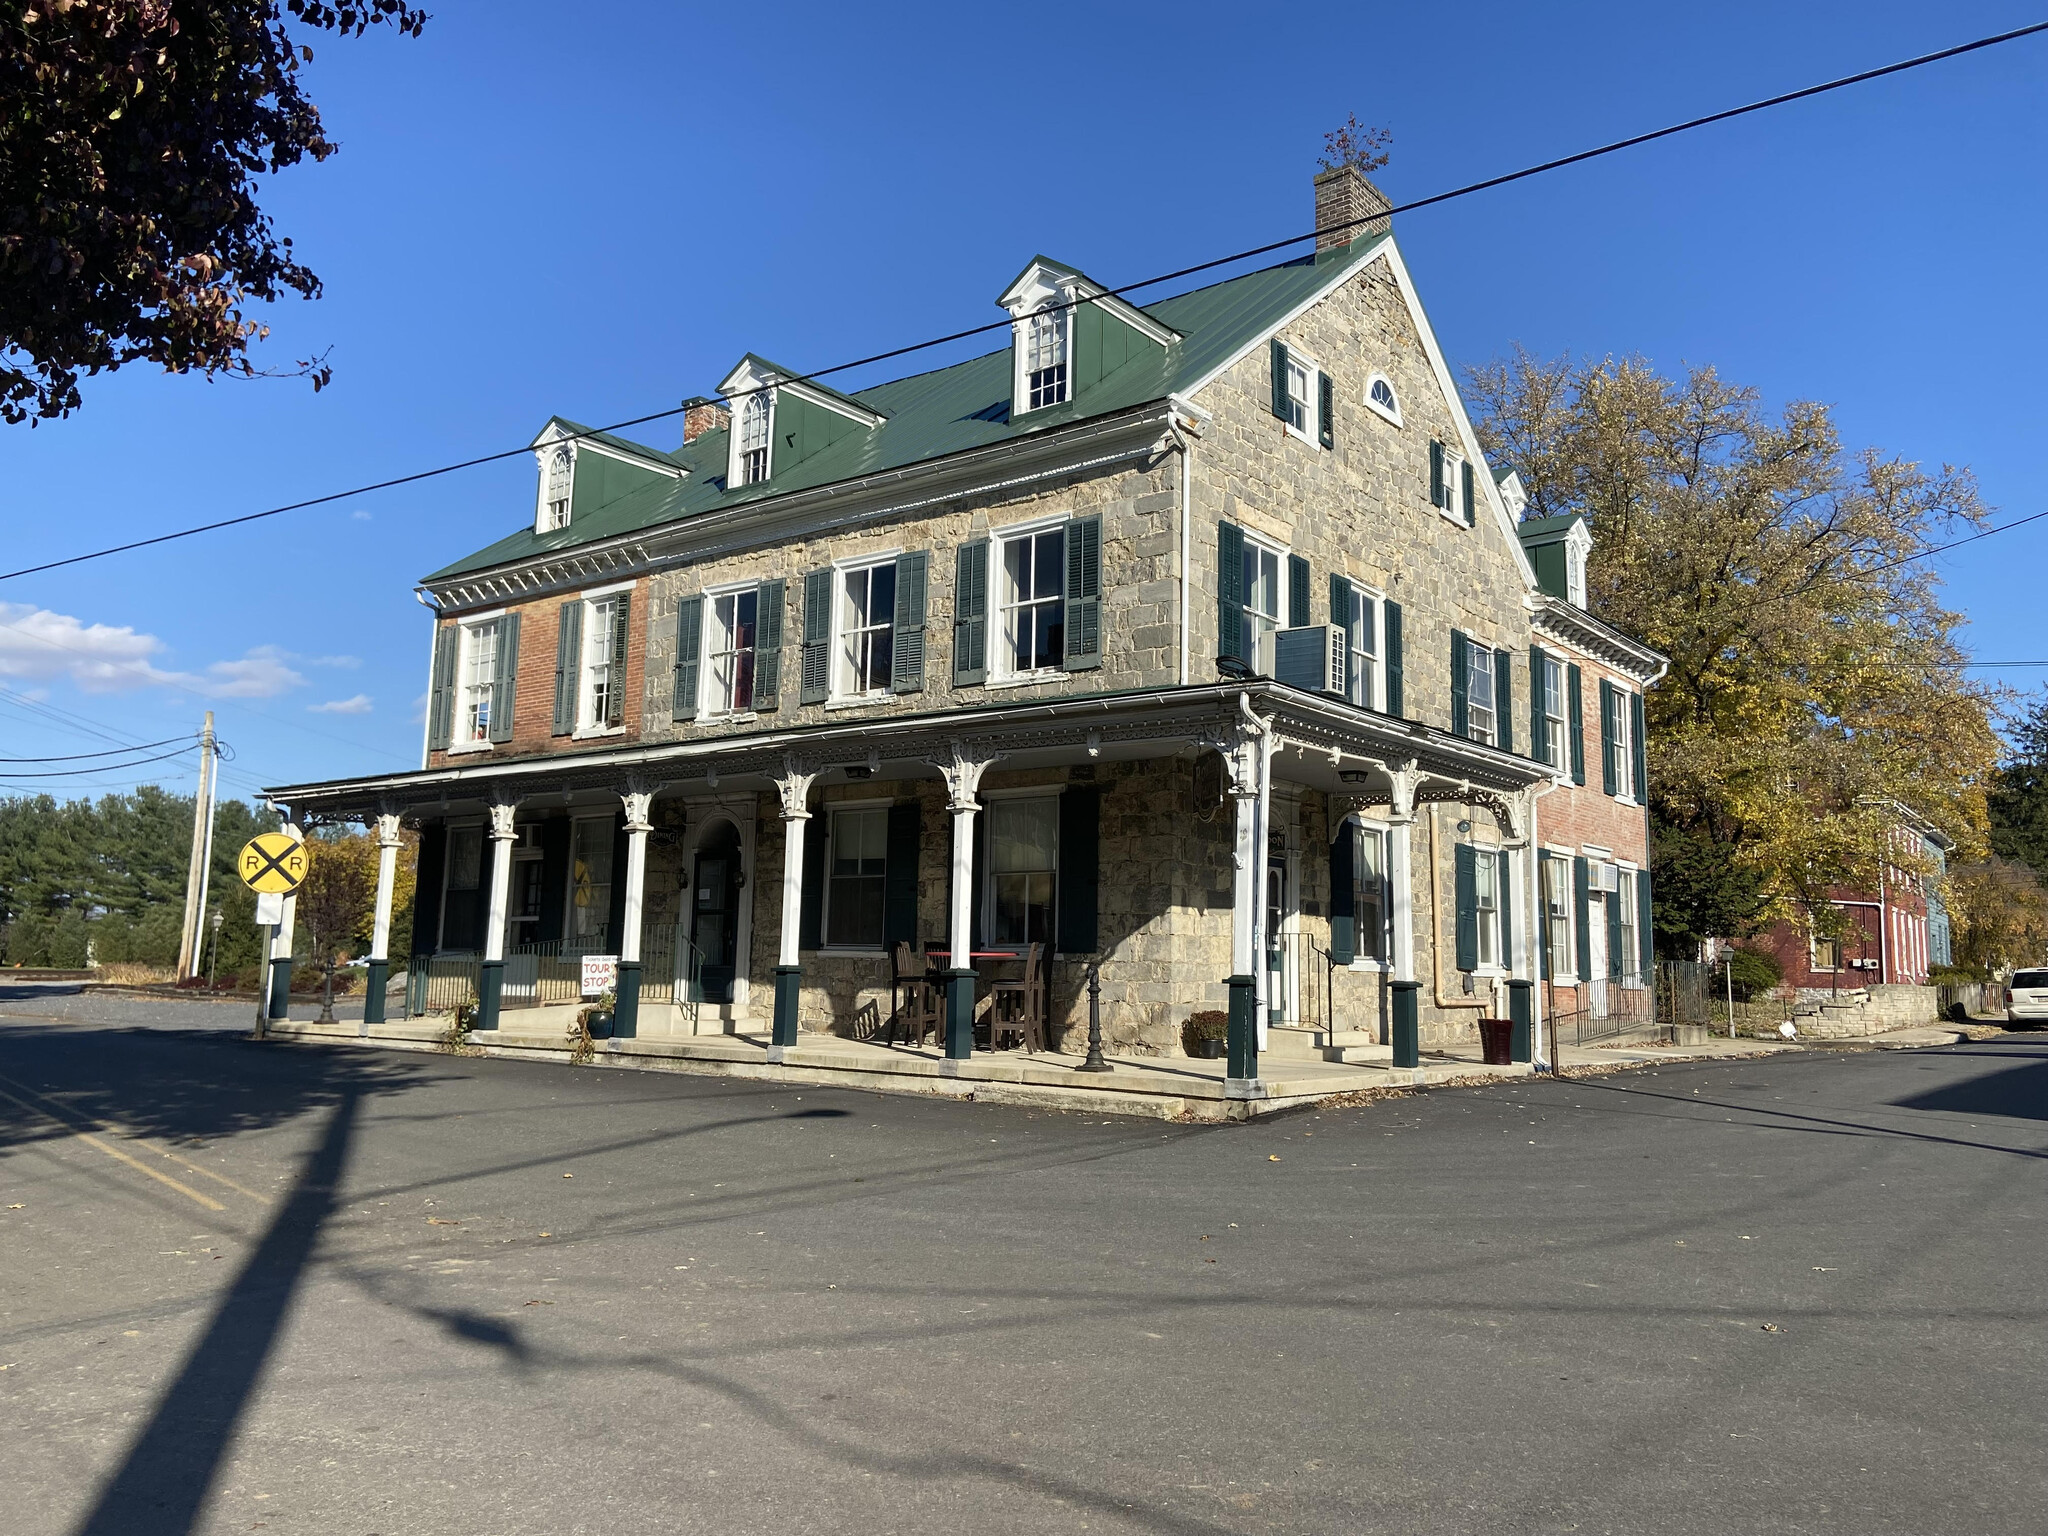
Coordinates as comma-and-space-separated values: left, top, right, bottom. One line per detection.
265, 682, 1549, 826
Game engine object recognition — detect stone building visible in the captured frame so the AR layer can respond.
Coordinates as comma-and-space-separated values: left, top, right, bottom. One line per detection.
267, 166, 1668, 1085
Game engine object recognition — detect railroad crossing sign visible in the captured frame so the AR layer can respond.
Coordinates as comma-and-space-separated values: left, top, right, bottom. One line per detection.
237, 832, 308, 895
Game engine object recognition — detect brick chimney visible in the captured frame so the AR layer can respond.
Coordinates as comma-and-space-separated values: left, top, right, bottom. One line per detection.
681, 396, 730, 444
1314, 165, 1392, 252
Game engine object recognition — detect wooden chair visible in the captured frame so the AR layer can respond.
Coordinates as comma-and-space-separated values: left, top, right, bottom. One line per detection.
987, 944, 1047, 1053
890, 942, 942, 1047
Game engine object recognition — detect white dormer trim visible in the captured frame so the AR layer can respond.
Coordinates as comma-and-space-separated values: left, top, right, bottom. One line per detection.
1562, 518, 1592, 607
717, 355, 886, 488
999, 258, 1179, 418
1496, 469, 1528, 521
534, 438, 575, 534
528, 421, 685, 533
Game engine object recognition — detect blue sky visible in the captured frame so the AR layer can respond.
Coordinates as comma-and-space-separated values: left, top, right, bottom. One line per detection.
5, 1, 2046, 807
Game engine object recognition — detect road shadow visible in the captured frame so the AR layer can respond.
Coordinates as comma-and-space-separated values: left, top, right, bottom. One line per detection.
73, 1085, 361, 1536
1891, 1047, 2048, 1123
0, 1024, 425, 1156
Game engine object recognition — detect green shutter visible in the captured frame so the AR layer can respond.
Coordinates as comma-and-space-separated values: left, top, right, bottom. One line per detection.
606, 594, 630, 727
883, 800, 921, 948
672, 595, 703, 720
754, 578, 785, 710
1429, 440, 1445, 508
1573, 856, 1591, 980
1317, 370, 1334, 449
1062, 515, 1102, 672
551, 603, 580, 736
1329, 574, 1352, 697
1461, 459, 1476, 527
1216, 520, 1245, 669
798, 810, 827, 951
1637, 867, 1655, 976
1450, 629, 1469, 738
953, 540, 988, 686
1606, 876, 1624, 982
1454, 842, 1478, 973
1328, 818, 1355, 966
1270, 339, 1289, 419
1599, 679, 1618, 796
1056, 786, 1100, 953
1494, 648, 1513, 755
1384, 599, 1404, 716
427, 622, 457, 750
1567, 663, 1585, 785
1287, 553, 1311, 630
1528, 646, 1548, 766
800, 569, 832, 705
1631, 690, 1648, 803
488, 615, 520, 744
892, 550, 929, 693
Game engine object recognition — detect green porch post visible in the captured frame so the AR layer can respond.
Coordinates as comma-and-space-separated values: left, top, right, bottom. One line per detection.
1391, 980, 1420, 1068
1226, 973, 1260, 1082
945, 969, 977, 1060
363, 959, 389, 1026
1508, 979, 1532, 1063
476, 960, 504, 1029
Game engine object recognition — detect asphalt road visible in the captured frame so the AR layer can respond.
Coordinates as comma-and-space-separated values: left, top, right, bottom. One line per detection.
2, 988, 2043, 1536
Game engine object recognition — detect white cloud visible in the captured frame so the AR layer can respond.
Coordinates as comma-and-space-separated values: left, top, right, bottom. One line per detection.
412, 691, 429, 723
309, 694, 373, 715
0, 603, 306, 698
310, 654, 362, 669
351, 510, 373, 521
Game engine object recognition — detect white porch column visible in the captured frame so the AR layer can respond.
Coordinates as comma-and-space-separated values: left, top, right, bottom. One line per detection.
476, 800, 518, 1030
1383, 762, 1422, 1068
932, 740, 1004, 1062
770, 757, 820, 1060
1216, 710, 1270, 1091
363, 811, 403, 1027
613, 783, 657, 1039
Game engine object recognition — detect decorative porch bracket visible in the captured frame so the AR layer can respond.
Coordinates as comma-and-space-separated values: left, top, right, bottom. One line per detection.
612, 779, 662, 1040
769, 756, 820, 1062
930, 739, 1006, 1061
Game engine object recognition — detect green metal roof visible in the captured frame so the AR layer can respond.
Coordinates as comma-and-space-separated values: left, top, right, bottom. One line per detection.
1515, 512, 1584, 545
426, 235, 1390, 583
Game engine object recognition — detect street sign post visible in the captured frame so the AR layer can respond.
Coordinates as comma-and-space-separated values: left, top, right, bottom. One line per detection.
239, 832, 306, 1038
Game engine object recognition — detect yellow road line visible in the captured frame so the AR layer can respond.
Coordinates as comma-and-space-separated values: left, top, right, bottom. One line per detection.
0, 1071, 268, 1203
0, 1083, 226, 1213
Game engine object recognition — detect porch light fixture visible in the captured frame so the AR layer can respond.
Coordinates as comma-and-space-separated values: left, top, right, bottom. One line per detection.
844, 764, 874, 780
1338, 770, 1372, 784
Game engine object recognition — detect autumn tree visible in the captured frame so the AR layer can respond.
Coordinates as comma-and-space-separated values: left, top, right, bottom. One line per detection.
1468, 352, 2001, 948
294, 827, 375, 1020
1987, 687, 2048, 880
1946, 857, 2048, 977
1, 0, 426, 424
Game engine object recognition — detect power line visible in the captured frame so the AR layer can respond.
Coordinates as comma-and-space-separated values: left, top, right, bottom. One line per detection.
0, 734, 195, 763
0, 686, 272, 800
2, 18, 2043, 587
0, 745, 198, 779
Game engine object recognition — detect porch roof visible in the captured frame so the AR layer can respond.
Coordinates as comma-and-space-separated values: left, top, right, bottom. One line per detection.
264, 682, 1550, 826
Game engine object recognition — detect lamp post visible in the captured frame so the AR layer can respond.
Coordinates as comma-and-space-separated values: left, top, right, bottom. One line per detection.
1076, 963, 1110, 1073
207, 909, 223, 992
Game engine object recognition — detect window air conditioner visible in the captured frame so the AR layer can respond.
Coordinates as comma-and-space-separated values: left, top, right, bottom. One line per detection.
1262, 624, 1346, 697
1588, 861, 1619, 894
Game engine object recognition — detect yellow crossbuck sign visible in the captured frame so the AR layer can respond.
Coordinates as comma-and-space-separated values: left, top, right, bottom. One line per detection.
238, 832, 307, 895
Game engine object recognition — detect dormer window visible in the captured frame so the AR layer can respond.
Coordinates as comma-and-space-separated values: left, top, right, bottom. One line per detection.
737, 390, 772, 486
1567, 538, 1588, 607
543, 446, 572, 530
1025, 307, 1069, 410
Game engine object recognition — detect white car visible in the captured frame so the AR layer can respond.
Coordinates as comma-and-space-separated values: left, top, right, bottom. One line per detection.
2006, 969, 2048, 1024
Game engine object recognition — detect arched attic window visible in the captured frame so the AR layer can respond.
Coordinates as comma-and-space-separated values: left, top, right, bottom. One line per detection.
543, 446, 573, 530
737, 391, 772, 485
1364, 373, 1401, 426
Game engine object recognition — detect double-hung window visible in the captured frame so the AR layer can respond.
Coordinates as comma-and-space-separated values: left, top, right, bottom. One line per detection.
1466, 645, 1497, 746
543, 447, 572, 531
1474, 848, 1503, 969
837, 560, 896, 697
987, 797, 1057, 948
1617, 868, 1641, 984
459, 622, 498, 745
825, 807, 888, 948
1339, 586, 1376, 709
1542, 855, 1574, 979
1282, 351, 1312, 437
737, 391, 771, 485
1613, 690, 1637, 799
1540, 654, 1568, 772
1352, 823, 1389, 964
568, 817, 612, 951
584, 597, 620, 730
707, 588, 758, 715
1240, 539, 1283, 665
997, 523, 1066, 677
1025, 307, 1068, 410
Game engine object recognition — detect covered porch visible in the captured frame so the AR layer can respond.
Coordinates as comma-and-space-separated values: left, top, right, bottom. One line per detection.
266, 681, 1556, 1095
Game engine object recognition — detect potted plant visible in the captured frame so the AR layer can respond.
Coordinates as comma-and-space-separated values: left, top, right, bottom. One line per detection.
579, 987, 617, 1040
1181, 1009, 1229, 1059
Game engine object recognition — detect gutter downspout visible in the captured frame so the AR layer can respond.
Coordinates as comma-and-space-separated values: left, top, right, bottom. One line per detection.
1168, 394, 1211, 689
414, 587, 441, 770
1527, 777, 1560, 1070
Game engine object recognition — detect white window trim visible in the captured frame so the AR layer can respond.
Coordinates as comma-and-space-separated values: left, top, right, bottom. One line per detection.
1339, 580, 1385, 712
1472, 845, 1508, 977
1613, 688, 1640, 805
978, 790, 1060, 954
1014, 305, 1073, 416
818, 800, 895, 954
830, 549, 903, 704
1281, 346, 1321, 447
729, 388, 777, 488
700, 578, 763, 721
447, 616, 505, 755
1540, 851, 1578, 986
1363, 372, 1403, 427
1539, 652, 1569, 776
1436, 446, 1470, 529
534, 442, 575, 534
1343, 813, 1395, 973
1239, 528, 1288, 668
574, 594, 627, 740
1466, 643, 1499, 748
990, 511, 1073, 685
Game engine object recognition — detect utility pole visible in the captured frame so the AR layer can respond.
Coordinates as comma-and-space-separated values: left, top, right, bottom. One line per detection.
177, 712, 218, 979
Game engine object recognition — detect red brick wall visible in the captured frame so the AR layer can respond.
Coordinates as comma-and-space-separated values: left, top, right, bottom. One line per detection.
425, 580, 647, 769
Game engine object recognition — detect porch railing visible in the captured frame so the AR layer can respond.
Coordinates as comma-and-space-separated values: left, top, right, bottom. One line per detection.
1546, 971, 1658, 1049
1269, 930, 1335, 1031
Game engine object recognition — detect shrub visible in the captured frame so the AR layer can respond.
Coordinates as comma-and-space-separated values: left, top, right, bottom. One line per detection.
1929, 962, 1990, 987
1723, 947, 1782, 1001
1180, 1010, 1228, 1055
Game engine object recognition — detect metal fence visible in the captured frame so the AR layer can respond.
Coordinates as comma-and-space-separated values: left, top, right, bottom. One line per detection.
1547, 972, 1659, 1049
1271, 930, 1335, 1031
405, 925, 701, 1029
